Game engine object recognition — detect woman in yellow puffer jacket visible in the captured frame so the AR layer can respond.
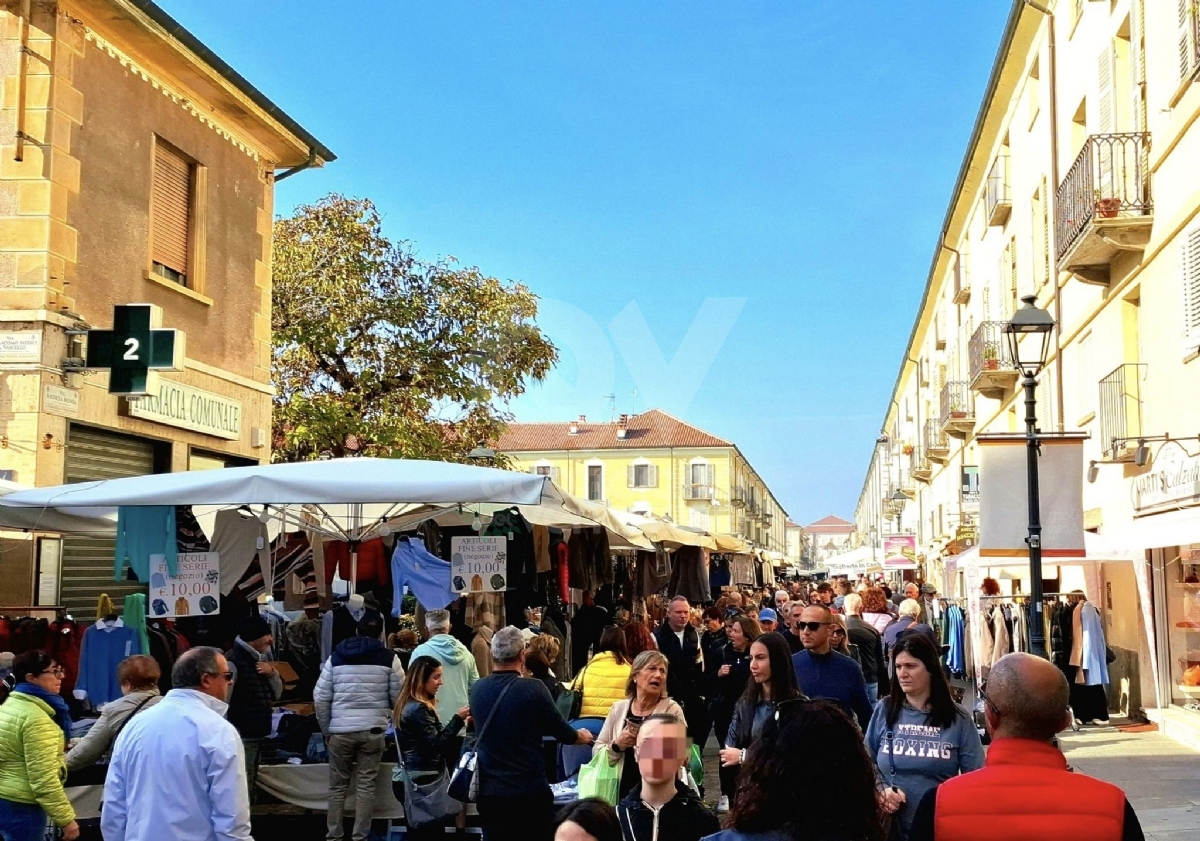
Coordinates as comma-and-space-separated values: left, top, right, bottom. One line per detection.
572, 626, 632, 719
0, 650, 78, 841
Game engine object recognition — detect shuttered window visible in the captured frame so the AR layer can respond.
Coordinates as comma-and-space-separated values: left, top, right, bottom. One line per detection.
1182, 225, 1200, 352
151, 140, 192, 285
1181, 0, 1200, 82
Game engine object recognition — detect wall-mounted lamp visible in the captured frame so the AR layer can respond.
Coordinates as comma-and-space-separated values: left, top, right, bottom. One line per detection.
1134, 439, 1151, 467
1087, 460, 1100, 483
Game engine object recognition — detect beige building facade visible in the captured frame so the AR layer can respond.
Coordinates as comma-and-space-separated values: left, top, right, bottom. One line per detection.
853, 0, 1200, 745
0, 0, 330, 613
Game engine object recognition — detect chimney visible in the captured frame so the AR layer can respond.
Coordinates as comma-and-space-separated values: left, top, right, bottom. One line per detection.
579, 414, 586, 423
616, 414, 628, 439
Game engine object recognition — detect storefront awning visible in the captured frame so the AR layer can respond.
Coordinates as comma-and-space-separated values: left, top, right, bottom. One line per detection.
1107, 506, 1200, 552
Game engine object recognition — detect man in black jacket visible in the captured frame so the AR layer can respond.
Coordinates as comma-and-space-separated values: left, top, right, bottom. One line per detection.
617, 714, 718, 841
652, 596, 705, 743
225, 614, 282, 800
844, 593, 889, 704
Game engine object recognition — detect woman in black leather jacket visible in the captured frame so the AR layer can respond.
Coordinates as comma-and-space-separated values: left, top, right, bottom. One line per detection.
393, 655, 469, 840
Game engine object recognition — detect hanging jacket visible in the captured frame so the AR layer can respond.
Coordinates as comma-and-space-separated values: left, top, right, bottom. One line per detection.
0, 692, 75, 827
572, 651, 632, 719
616, 782, 720, 841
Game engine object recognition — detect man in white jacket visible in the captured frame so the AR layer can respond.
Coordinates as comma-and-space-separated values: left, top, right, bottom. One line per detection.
314, 614, 403, 841
102, 647, 252, 841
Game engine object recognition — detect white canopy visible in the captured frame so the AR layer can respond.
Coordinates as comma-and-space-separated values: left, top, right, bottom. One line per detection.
0, 480, 116, 535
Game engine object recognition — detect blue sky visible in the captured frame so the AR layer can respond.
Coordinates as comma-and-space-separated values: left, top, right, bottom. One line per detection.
159, 1, 1010, 525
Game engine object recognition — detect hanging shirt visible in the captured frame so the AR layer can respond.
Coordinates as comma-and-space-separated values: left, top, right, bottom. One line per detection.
102, 688, 252, 841
115, 506, 177, 579
76, 618, 142, 708
391, 537, 456, 614
211, 510, 271, 596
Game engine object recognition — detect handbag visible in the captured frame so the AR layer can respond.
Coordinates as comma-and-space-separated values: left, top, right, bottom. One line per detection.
576, 750, 620, 805
448, 678, 517, 803
556, 663, 590, 721
393, 729, 458, 828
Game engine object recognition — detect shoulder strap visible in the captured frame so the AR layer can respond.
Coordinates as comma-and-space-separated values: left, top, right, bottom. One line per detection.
111, 694, 155, 743
475, 677, 519, 743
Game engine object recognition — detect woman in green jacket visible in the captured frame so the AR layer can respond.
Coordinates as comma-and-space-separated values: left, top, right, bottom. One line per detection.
0, 650, 79, 841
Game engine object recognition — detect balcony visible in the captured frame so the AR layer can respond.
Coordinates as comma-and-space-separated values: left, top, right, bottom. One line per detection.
925, 418, 950, 464
986, 155, 1011, 226
940, 381, 975, 438
968, 321, 1018, 396
897, 467, 916, 499
729, 484, 746, 507
683, 483, 716, 501
1056, 133, 1152, 285
952, 253, 970, 305
1099, 363, 1145, 462
909, 444, 932, 483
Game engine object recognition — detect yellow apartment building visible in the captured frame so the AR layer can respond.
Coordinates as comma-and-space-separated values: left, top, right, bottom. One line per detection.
0, 0, 331, 613
853, 0, 1200, 746
496, 409, 789, 555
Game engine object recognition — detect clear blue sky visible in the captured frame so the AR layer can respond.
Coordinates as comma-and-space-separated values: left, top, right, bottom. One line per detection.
159, 1, 1010, 525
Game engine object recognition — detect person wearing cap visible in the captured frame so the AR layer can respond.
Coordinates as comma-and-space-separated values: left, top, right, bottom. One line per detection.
224, 613, 282, 799
757, 608, 779, 634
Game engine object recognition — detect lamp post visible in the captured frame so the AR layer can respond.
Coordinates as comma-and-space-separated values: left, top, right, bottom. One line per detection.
1002, 294, 1056, 659
889, 488, 907, 534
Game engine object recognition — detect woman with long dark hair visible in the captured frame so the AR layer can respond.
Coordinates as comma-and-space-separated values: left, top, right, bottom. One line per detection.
864, 634, 983, 841
716, 632, 801, 814
710, 614, 761, 811
393, 655, 469, 840
0, 650, 78, 841
574, 626, 632, 719
708, 699, 884, 841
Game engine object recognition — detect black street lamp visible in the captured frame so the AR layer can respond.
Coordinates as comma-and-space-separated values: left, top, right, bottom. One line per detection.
1002, 294, 1056, 659
889, 487, 907, 534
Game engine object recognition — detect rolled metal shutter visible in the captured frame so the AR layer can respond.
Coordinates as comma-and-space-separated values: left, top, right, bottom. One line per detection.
61, 426, 157, 617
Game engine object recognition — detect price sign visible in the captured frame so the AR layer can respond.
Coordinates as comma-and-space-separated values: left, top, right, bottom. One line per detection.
148, 552, 220, 618
450, 536, 507, 593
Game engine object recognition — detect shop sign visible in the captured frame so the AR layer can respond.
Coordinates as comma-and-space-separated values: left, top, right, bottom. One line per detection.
450, 536, 507, 593
42, 384, 78, 418
127, 380, 241, 440
148, 552, 219, 618
1132, 443, 1200, 514
883, 534, 918, 568
0, 330, 41, 363
84, 304, 184, 395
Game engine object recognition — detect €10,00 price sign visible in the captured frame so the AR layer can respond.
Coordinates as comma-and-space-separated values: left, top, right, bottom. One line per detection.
148, 552, 220, 618
450, 536, 507, 593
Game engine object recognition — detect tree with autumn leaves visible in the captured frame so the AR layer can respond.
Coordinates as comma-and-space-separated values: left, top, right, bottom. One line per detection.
271, 194, 557, 462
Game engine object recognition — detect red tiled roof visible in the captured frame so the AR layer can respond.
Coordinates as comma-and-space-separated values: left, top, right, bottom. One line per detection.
803, 514, 855, 534
785, 519, 803, 530
496, 409, 733, 452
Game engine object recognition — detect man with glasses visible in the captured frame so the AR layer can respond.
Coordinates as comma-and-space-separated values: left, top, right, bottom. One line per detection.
790, 605, 872, 729
908, 653, 1144, 841
103, 647, 252, 841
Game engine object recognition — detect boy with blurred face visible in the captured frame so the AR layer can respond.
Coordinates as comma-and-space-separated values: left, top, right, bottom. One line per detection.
616, 715, 719, 841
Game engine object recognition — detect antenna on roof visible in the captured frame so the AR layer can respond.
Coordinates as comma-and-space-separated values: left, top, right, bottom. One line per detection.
631, 390, 637, 416
604, 394, 616, 423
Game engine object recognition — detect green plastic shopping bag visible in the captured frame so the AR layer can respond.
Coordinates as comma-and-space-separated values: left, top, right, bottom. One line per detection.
577, 751, 621, 805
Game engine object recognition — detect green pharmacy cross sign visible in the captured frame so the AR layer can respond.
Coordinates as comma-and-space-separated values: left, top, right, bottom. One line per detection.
85, 304, 186, 395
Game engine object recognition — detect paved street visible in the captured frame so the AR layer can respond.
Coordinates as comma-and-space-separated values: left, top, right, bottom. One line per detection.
1060, 725, 1200, 841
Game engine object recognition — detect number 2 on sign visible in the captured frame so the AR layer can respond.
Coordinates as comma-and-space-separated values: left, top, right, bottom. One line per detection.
123, 338, 140, 360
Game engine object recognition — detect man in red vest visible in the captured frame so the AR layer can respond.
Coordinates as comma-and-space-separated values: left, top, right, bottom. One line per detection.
909, 652, 1144, 841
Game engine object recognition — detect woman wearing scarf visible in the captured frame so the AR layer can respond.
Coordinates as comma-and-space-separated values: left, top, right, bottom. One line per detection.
0, 650, 79, 840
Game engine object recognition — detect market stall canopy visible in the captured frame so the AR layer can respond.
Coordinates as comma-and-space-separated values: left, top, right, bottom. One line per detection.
0, 458, 549, 544
0, 480, 117, 535
558, 495, 719, 550
823, 546, 882, 575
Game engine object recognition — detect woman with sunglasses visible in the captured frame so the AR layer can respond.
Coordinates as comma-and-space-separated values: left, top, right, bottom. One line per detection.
706, 698, 884, 841
0, 650, 79, 841
864, 634, 983, 841
829, 614, 862, 667
717, 633, 802, 813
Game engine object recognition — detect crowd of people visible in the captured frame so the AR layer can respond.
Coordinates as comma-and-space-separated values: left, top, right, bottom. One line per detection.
0, 577, 1145, 841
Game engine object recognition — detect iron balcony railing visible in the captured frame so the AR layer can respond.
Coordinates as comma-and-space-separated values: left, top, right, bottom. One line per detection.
940, 381, 974, 425
968, 321, 1012, 382
909, 444, 930, 477
1099, 363, 1145, 456
1056, 133, 1152, 261
683, 483, 716, 501
924, 418, 948, 454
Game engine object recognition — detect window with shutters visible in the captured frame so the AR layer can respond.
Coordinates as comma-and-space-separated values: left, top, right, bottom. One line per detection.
1028, 59, 1041, 129
1181, 225, 1200, 355
628, 461, 657, 489
149, 138, 206, 292
587, 464, 603, 501
1180, 0, 1200, 83
1131, 0, 1147, 132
